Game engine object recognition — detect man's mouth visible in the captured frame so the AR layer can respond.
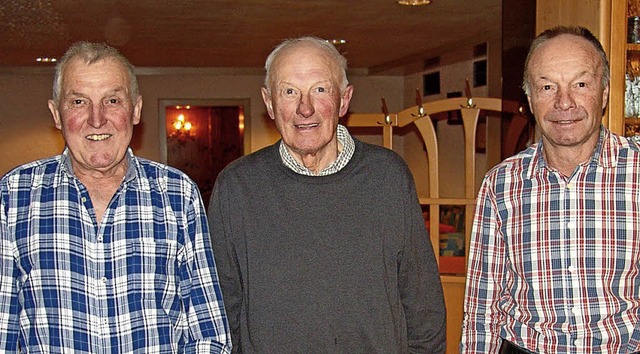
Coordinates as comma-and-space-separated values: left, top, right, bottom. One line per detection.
294, 123, 319, 129
86, 134, 112, 141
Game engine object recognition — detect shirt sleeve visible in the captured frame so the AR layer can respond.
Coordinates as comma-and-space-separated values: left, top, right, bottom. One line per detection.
180, 181, 232, 354
398, 168, 447, 353
460, 173, 506, 353
0, 181, 20, 351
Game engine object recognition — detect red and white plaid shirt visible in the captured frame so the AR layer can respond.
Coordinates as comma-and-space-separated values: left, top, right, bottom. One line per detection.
462, 128, 640, 354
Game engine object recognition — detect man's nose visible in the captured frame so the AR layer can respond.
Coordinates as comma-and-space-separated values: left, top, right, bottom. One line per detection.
296, 94, 315, 117
88, 103, 107, 127
554, 88, 576, 110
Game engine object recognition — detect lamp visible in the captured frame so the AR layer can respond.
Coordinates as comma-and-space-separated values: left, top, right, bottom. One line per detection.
170, 113, 194, 140
397, 0, 431, 5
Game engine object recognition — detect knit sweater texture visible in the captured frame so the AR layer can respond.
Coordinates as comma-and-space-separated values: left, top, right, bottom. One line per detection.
208, 139, 446, 353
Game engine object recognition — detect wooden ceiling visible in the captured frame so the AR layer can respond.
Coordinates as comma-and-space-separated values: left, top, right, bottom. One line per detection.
0, 0, 501, 73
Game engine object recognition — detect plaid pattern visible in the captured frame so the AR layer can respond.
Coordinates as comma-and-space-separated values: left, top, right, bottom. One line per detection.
279, 124, 355, 176
462, 128, 640, 354
0, 149, 231, 353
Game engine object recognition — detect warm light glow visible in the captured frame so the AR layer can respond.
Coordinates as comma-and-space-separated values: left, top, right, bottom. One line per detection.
327, 39, 346, 45
171, 113, 194, 139
36, 57, 57, 63
238, 111, 245, 131
397, 0, 431, 5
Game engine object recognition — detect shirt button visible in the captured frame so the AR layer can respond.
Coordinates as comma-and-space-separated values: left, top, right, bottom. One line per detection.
572, 307, 581, 315
97, 236, 103, 242
568, 265, 575, 273
567, 183, 573, 189
81, 197, 87, 203
567, 221, 575, 228
101, 277, 107, 283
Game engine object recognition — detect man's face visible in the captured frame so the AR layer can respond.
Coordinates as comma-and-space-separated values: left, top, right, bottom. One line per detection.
48, 57, 142, 176
526, 34, 609, 151
261, 43, 353, 163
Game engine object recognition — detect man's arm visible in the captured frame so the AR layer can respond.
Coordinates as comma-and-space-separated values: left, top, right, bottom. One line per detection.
181, 182, 232, 354
399, 172, 447, 353
460, 176, 506, 353
207, 178, 243, 352
0, 182, 20, 351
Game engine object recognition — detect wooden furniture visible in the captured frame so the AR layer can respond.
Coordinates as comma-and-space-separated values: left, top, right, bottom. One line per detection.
347, 95, 528, 354
617, 1, 640, 137
535, 0, 633, 135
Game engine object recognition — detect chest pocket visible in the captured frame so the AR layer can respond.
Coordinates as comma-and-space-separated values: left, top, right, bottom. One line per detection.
118, 238, 180, 299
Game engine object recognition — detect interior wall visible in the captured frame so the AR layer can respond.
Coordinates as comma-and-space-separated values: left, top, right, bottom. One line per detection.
0, 71, 65, 175
0, 68, 403, 177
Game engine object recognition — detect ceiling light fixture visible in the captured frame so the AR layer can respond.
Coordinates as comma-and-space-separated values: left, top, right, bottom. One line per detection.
327, 39, 347, 45
397, 0, 432, 5
36, 57, 57, 63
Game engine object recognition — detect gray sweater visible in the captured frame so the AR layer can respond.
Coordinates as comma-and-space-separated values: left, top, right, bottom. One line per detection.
208, 139, 446, 353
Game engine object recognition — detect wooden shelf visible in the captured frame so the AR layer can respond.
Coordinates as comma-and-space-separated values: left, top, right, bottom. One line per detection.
625, 117, 640, 137
629, 43, 640, 51
625, 117, 640, 124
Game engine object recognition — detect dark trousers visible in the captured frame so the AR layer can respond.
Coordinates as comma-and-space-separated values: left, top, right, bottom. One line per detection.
499, 340, 531, 354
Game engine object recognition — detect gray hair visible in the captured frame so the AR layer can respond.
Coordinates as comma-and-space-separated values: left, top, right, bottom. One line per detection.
52, 41, 139, 103
263, 36, 349, 92
522, 25, 610, 96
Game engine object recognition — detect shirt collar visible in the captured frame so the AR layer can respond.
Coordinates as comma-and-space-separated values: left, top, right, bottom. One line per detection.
59, 147, 138, 184
279, 124, 355, 176
529, 126, 616, 178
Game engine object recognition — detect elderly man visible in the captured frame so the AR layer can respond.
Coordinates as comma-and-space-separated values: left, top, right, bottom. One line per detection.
208, 36, 446, 353
0, 42, 231, 353
461, 26, 640, 353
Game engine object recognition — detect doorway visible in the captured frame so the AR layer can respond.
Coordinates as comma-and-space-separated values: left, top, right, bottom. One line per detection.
159, 99, 250, 206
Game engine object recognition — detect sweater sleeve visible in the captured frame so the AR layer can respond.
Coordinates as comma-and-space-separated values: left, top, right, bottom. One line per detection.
208, 177, 242, 352
398, 166, 447, 353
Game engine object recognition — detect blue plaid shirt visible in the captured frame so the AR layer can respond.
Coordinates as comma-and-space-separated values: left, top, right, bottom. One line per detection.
0, 149, 231, 353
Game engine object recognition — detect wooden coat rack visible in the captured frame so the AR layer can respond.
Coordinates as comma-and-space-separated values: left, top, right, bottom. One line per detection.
345, 81, 530, 274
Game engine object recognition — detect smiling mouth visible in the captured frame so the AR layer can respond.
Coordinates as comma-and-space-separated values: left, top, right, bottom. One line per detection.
554, 119, 580, 124
86, 134, 112, 141
294, 123, 319, 129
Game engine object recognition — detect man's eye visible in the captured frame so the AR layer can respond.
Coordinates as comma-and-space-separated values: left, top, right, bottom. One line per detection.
542, 85, 552, 91
72, 99, 84, 105
105, 98, 119, 104
283, 88, 299, 96
316, 87, 326, 93
577, 82, 587, 88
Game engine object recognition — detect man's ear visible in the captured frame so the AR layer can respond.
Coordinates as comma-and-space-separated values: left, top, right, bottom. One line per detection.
339, 85, 354, 117
602, 83, 610, 113
526, 94, 534, 117
261, 87, 275, 120
132, 95, 143, 125
48, 100, 62, 130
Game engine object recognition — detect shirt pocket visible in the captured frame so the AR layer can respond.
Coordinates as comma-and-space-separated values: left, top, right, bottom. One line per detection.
121, 238, 179, 302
